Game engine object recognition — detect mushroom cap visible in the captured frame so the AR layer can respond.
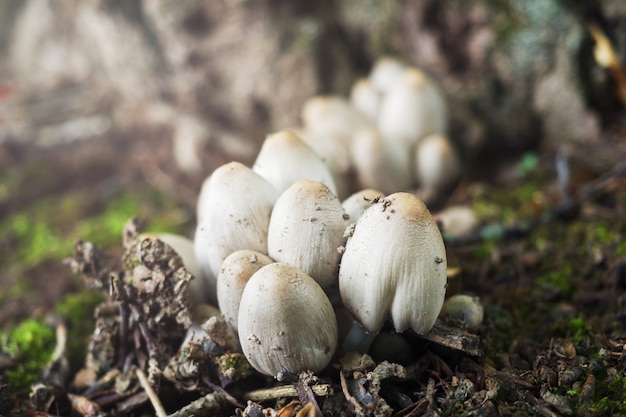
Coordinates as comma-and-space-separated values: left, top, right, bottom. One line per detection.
216, 250, 274, 331
377, 68, 447, 147
300, 95, 371, 142
341, 189, 385, 224
350, 127, 414, 193
252, 130, 338, 196
339, 192, 447, 334
196, 174, 212, 223
369, 57, 406, 94
238, 263, 338, 376
440, 294, 484, 331
268, 180, 350, 289
414, 134, 461, 192
293, 128, 352, 200
350, 78, 380, 121
194, 161, 278, 290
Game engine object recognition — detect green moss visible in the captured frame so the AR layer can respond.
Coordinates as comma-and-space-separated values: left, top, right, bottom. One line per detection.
0, 187, 188, 270
2, 319, 55, 392
569, 316, 587, 344
217, 353, 254, 381
55, 291, 103, 373
536, 264, 574, 296
590, 371, 626, 416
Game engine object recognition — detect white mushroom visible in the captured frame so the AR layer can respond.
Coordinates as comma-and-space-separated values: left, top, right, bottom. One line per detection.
369, 57, 406, 94
194, 161, 278, 295
252, 130, 337, 196
292, 128, 352, 199
268, 180, 350, 289
414, 134, 462, 196
341, 189, 385, 224
377, 68, 447, 149
300, 95, 371, 143
339, 192, 447, 334
434, 205, 479, 240
196, 174, 211, 223
238, 263, 338, 377
350, 78, 379, 121
216, 250, 274, 332
350, 127, 413, 194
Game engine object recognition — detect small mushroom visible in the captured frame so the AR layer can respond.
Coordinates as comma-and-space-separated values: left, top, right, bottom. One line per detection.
341, 189, 385, 224
268, 180, 350, 289
377, 68, 447, 148
300, 95, 371, 143
238, 263, 338, 377
439, 294, 484, 332
216, 250, 274, 332
293, 128, 352, 199
350, 78, 380, 121
369, 56, 406, 94
414, 134, 461, 197
194, 161, 278, 296
350, 127, 413, 194
434, 205, 479, 240
339, 192, 447, 334
252, 130, 338, 196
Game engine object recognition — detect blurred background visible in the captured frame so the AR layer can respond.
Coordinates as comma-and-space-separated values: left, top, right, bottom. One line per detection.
1, 0, 625, 324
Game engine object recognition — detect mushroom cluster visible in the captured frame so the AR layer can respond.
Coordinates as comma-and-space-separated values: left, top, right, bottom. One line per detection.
161, 57, 474, 378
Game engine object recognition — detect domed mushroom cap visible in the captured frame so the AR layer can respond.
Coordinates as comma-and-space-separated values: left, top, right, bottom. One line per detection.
196, 175, 212, 223
252, 130, 337, 196
351, 127, 414, 194
293, 128, 352, 200
217, 250, 274, 331
341, 189, 385, 224
377, 68, 447, 148
238, 263, 338, 377
414, 134, 461, 194
339, 192, 447, 334
300, 96, 371, 142
194, 161, 278, 292
369, 57, 406, 94
350, 78, 380, 121
268, 180, 350, 289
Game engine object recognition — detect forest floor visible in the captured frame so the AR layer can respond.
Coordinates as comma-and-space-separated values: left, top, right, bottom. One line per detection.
1, 130, 626, 417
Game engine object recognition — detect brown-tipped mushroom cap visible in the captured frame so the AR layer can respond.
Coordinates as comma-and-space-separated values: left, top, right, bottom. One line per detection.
238, 263, 338, 377
339, 192, 447, 334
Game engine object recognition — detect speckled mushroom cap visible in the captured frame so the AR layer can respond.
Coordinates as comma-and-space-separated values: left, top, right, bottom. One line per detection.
194, 161, 278, 292
338, 192, 447, 335
238, 263, 338, 377
216, 249, 274, 332
268, 179, 349, 289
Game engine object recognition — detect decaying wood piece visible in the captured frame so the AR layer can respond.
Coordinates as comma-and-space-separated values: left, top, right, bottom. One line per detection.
245, 384, 334, 402
420, 321, 483, 357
